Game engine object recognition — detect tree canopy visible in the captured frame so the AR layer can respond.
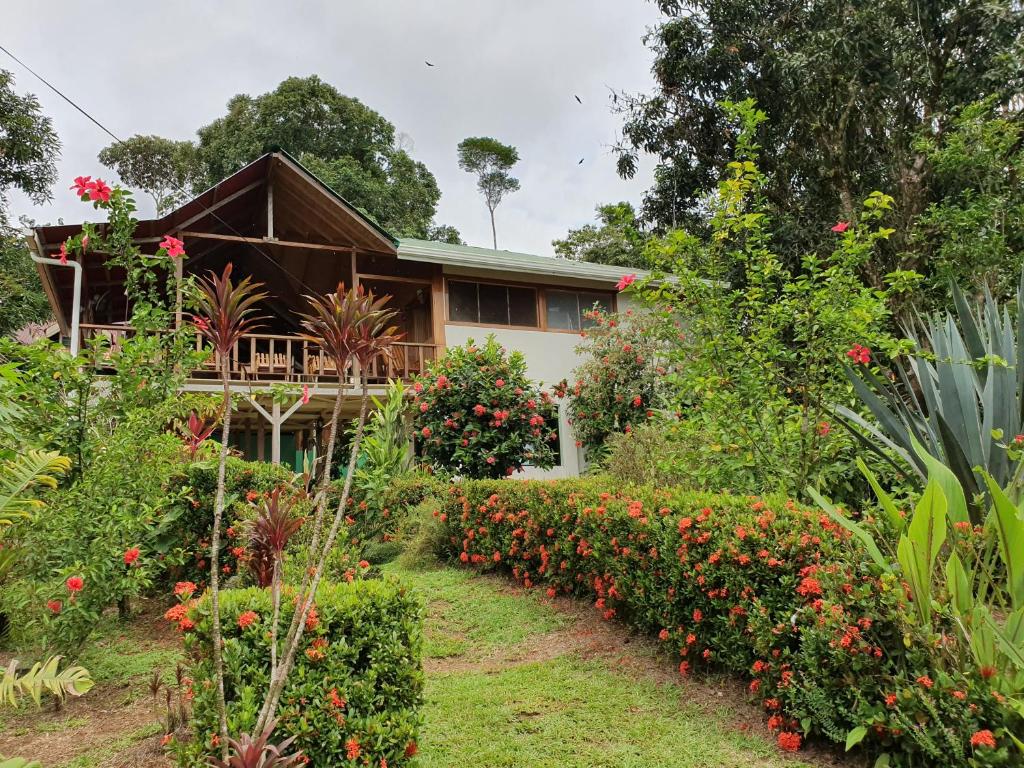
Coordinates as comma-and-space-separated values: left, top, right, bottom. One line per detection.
0, 69, 58, 336
99, 76, 458, 240
553, 202, 650, 267
457, 137, 520, 249
97, 135, 205, 216
614, 0, 1024, 292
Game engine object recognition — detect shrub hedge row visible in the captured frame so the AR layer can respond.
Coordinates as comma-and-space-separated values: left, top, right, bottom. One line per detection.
438, 478, 1010, 766
181, 578, 423, 766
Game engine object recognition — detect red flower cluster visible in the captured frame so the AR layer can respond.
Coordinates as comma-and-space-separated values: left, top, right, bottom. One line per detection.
71, 175, 112, 203
237, 610, 259, 629
846, 344, 871, 365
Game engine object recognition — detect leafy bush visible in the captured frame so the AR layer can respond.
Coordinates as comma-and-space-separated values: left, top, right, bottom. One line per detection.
178, 579, 423, 767
164, 458, 296, 588
411, 336, 559, 478
438, 478, 1014, 765
553, 308, 672, 455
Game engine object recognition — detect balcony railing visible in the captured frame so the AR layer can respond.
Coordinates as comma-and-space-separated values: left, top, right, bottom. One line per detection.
78, 324, 437, 384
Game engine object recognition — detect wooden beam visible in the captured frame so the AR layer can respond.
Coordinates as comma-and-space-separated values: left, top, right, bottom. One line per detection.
179, 230, 356, 253
431, 265, 446, 348
168, 180, 263, 234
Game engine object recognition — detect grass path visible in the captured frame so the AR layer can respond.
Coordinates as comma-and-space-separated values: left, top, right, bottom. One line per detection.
386, 562, 845, 768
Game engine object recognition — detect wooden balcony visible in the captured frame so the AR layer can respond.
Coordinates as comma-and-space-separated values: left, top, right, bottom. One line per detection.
78, 323, 437, 385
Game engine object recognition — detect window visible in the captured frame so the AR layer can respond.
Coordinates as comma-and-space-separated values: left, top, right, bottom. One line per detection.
546, 290, 614, 330
447, 280, 538, 327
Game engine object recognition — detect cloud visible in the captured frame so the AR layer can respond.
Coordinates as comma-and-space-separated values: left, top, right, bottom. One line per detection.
4, 0, 659, 255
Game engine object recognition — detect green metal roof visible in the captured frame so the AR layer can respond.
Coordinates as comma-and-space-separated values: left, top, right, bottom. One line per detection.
396, 238, 644, 286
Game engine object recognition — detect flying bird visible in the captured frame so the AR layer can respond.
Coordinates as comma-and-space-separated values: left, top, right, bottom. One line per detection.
578, 158, 584, 165
574, 95, 582, 104
425, 60, 435, 67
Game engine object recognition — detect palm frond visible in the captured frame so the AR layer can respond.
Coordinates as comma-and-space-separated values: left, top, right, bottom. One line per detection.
0, 451, 71, 526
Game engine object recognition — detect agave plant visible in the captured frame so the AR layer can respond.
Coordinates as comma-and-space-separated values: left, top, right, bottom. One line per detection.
253, 284, 399, 734
205, 722, 304, 768
192, 262, 268, 757
840, 278, 1024, 521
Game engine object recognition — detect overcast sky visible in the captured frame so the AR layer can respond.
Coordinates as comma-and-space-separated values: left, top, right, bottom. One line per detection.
3, 0, 661, 256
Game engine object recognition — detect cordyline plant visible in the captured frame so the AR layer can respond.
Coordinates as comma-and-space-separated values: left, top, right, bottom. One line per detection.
192, 263, 268, 758
252, 283, 400, 734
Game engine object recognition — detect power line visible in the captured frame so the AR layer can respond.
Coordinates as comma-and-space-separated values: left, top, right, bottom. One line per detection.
0, 42, 320, 295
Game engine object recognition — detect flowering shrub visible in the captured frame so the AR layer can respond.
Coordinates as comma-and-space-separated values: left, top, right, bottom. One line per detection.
164, 458, 295, 588
177, 579, 423, 767
553, 307, 672, 455
411, 336, 559, 478
437, 479, 1014, 765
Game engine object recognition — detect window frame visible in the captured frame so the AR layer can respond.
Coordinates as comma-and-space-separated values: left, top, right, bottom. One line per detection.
444, 276, 617, 333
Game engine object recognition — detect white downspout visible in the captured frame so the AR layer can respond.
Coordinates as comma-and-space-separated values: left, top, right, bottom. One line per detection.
29, 242, 83, 356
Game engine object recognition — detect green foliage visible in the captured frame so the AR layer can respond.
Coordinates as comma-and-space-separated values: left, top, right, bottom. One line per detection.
913, 100, 1024, 307
456, 137, 520, 248
164, 458, 296, 589
194, 76, 445, 239
0, 450, 69, 526
553, 202, 650, 268
555, 308, 672, 455
0, 69, 60, 204
98, 135, 205, 215
411, 336, 558, 479
0, 217, 50, 338
614, 0, 1024, 285
635, 101, 903, 499
842, 276, 1024, 519
439, 478, 1016, 764
179, 580, 423, 767
0, 655, 92, 707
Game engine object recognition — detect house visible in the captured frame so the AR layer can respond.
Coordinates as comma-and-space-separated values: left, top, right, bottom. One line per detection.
27, 152, 638, 477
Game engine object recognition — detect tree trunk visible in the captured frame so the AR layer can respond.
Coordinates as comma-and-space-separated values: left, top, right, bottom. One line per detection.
209, 358, 232, 760
489, 207, 498, 250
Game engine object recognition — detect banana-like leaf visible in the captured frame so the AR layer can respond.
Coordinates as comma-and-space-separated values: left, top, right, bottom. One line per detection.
946, 551, 973, 616
897, 479, 947, 624
0, 656, 93, 708
912, 437, 969, 525
986, 607, 1024, 672
0, 451, 71, 526
856, 457, 905, 533
807, 487, 890, 571
983, 472, 1024, 610
970, 605, 999, 670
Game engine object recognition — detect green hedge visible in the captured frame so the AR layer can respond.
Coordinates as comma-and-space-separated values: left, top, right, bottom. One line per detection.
180, 579, 423, 766
439, 478, 1011, 766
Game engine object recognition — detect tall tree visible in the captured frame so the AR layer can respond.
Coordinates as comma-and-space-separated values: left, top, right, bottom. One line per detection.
615, 0, 1024, 285
96, 77, 457, 239
0, 69, 60, 336
553, 202, 650, 267
196, 76, 447, 239
457, 137, 520, 249
98, 135, 205, 215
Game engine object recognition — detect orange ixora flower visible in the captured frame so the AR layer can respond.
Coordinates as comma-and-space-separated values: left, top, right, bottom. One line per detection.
237, 610, 259, 629
777, 732, 801, 752
970, 730, 997, 749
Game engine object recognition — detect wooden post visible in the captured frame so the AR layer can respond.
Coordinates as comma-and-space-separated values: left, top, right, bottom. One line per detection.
271, 401, 282, 464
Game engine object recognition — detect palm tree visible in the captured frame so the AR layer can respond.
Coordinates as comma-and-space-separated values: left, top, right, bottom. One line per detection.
192, 263, 268, 758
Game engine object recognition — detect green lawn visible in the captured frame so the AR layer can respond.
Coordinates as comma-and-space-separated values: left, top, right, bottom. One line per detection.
384, 562, 820, 768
